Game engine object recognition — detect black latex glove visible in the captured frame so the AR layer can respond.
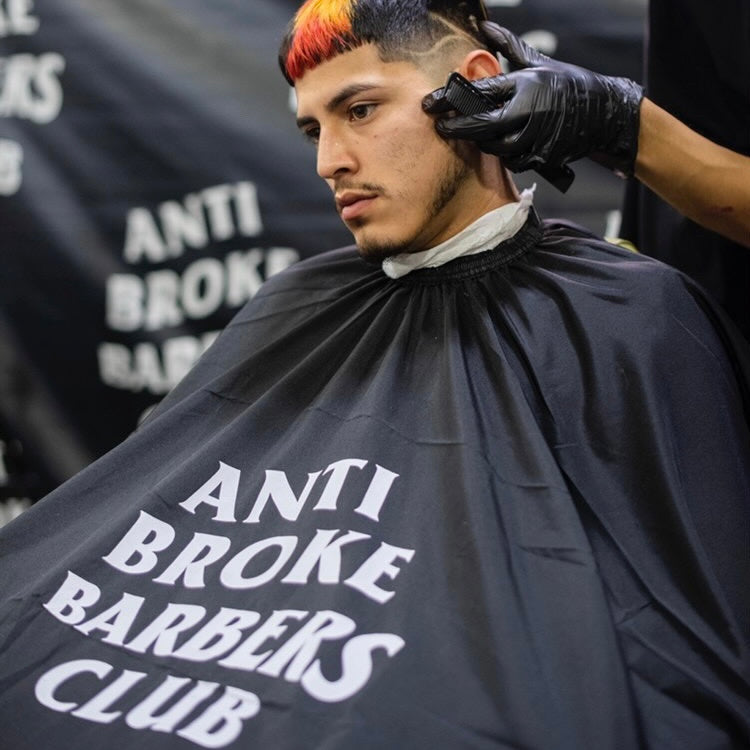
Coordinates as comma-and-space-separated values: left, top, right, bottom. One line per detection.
423, 22, 644, 177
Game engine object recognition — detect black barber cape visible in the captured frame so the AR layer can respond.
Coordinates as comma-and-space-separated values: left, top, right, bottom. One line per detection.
1, 214, 749, 750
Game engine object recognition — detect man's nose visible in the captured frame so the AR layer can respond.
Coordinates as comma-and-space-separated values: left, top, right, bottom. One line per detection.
316, 129, 357, 180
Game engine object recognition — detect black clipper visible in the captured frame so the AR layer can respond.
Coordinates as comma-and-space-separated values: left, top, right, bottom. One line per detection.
442, 72, 575, 193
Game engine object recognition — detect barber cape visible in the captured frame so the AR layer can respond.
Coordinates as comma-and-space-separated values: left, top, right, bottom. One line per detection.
1, 212, 749, 750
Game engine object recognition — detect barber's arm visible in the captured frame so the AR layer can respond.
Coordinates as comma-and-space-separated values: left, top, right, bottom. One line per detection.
636, 98, 750, 248
424, 22, 750, 248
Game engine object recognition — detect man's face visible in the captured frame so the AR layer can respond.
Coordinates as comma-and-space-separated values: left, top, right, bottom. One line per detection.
295, 44, 478, 261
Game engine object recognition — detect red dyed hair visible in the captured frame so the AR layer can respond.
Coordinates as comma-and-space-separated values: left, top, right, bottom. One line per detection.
284, 0, 356, 82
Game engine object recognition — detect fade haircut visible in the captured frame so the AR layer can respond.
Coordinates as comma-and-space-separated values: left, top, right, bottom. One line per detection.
279, 0, 490, 84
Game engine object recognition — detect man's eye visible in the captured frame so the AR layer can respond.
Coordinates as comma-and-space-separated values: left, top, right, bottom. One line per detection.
303, 128, 320, 145
348, 103, 375, 121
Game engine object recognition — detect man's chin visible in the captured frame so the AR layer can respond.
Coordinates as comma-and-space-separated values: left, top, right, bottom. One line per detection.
351, 230, 410, 265
355, 241, 407, 265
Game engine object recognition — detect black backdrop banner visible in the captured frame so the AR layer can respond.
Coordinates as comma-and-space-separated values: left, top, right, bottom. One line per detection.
0, 0, 645, 504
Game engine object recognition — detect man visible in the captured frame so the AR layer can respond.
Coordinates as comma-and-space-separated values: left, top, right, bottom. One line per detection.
285, 0, 520, 266
0, 1, 748, 748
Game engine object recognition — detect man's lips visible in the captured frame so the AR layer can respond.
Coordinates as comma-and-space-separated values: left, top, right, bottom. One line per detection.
336, 192, 378, 221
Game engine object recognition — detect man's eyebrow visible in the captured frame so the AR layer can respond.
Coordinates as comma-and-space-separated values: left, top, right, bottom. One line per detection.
296, 82, 381, 130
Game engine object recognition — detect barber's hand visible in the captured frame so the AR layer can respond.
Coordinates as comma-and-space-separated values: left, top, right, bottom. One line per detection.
423, 22, 644, 177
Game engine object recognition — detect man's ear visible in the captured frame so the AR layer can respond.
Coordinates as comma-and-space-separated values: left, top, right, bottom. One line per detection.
458, 49, 501, 81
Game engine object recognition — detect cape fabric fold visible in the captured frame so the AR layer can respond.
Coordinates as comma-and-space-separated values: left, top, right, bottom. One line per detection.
1, 214, 748, 749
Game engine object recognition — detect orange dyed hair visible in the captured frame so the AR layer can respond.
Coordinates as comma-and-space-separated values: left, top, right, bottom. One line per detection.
282, 0, 357, 83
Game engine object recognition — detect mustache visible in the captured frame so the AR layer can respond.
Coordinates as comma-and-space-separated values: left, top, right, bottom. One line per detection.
332, 181, 386, 196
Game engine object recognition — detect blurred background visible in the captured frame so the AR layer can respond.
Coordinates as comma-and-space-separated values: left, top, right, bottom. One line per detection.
0, 0, 647, 521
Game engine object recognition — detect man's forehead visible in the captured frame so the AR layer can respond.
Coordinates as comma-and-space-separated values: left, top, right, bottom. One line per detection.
295, 44, 387, 94
294, 45, 424, 114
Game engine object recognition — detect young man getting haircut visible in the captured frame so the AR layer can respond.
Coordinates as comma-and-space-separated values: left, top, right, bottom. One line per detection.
0, 1, 748, 748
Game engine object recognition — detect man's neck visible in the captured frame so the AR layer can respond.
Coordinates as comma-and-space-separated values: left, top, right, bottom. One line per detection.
445, 157, 520, 240
382, 185, 535, 279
